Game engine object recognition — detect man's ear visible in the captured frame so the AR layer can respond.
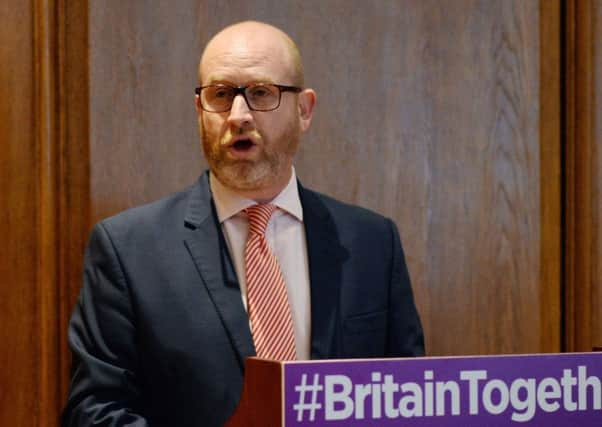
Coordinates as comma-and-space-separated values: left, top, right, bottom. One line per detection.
195, 94, 201, 113
298, 88, 316, 132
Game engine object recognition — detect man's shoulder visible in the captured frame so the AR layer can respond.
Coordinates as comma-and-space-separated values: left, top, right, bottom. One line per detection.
300, 185, 392, 228
97, 180, 202, 237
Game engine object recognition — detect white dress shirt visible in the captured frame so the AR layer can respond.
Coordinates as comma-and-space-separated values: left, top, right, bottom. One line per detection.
209, 169, 311, 360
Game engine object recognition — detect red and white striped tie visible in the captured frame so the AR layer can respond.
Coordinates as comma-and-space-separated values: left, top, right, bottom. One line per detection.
244, 204, 296, 361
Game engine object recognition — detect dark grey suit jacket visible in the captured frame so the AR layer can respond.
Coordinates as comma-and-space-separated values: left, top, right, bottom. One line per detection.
62, 172, 424, 426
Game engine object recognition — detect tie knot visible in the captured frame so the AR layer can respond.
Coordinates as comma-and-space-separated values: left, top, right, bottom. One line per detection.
245, 204, 277, 236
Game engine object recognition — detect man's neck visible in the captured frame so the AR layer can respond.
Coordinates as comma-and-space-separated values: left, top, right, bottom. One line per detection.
214, 169, 293, 203
211, 166, 294, 204
210, 167, 302, 224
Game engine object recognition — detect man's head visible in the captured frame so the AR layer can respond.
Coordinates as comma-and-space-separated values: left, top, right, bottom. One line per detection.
195, 21, 316, 201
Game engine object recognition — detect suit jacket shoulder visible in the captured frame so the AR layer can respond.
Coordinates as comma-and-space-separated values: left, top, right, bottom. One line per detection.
98, 181, 199, 240
299, 185, 400, 258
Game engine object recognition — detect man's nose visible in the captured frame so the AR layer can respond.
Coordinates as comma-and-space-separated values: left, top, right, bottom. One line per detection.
227, 94, 253, 128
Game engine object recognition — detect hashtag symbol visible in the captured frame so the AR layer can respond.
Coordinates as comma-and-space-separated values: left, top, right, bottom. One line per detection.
293, 373, 323, 422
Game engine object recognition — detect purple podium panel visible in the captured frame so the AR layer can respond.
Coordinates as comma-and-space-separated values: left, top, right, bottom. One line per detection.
283, 353, 602, 426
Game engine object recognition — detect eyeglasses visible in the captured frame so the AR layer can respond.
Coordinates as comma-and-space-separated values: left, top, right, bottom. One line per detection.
195, 83, 302, 112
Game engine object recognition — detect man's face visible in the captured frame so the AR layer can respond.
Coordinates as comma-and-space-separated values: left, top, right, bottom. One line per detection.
196, 29, 311, 199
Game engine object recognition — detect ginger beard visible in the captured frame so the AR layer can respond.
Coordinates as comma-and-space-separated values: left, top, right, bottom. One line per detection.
200, 117, 301, 193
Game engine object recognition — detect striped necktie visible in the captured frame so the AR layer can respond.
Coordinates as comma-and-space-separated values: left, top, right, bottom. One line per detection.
244, 204, 296, 360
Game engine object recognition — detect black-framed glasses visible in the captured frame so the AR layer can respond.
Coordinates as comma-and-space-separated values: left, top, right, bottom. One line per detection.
195, 83, 302, 112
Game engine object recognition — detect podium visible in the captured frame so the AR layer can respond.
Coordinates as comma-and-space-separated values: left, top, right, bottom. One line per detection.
225, 352, 602, 426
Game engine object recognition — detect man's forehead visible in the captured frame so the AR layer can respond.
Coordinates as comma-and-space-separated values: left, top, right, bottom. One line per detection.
200, 39, 293, 83
199, 21, 303, 86
203, 64, 276, 85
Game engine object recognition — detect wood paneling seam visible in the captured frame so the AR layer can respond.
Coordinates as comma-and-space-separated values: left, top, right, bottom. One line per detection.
34, 0, 61, 424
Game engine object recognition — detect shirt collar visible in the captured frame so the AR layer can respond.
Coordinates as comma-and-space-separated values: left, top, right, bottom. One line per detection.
210, 168, 303, 223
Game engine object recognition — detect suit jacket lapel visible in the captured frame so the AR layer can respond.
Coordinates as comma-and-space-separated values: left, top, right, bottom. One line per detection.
299, 183, 349, 359
183, 174, 255, 369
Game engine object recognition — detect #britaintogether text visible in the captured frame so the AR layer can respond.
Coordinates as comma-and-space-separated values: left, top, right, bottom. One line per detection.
293, 366, 601, 423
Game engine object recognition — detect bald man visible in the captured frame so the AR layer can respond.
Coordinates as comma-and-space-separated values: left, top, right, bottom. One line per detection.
62, 21, 423, 427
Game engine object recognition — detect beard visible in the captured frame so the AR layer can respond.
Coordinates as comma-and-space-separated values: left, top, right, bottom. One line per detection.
201, 120, 300, 193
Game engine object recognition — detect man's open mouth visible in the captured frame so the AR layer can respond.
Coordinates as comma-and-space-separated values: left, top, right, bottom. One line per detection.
232, 139, 254, 151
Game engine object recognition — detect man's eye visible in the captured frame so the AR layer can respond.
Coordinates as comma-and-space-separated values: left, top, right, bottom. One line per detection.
249, 87, 271, 97
213, 88, 231, 98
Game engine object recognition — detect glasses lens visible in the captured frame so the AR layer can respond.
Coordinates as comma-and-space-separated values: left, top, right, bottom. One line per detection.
245, 84, 279, 111
201, 86, 235, 112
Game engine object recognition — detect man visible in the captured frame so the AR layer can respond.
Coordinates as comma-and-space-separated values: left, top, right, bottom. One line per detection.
62, 21, 424, 426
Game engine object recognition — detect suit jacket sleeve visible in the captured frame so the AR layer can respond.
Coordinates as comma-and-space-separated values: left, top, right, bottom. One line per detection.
387, 218, 425, 357
62, 223, 149, 426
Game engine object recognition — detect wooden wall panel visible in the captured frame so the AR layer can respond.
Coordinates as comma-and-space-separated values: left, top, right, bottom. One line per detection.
540, 0, 562, 353
57, 0, 91, 404
0, 0, 68, 424
0, 2, 39, 426
86, 0, 559, 356
299, 0, 544, 355
593, 0, 602, 349
564, 0, 599, 352
36, 0, 62, 422
88, 1, 203, 224
0, 1, 90, 425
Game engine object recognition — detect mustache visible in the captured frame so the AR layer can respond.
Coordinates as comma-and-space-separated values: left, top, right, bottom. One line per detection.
220, 128, 262, 146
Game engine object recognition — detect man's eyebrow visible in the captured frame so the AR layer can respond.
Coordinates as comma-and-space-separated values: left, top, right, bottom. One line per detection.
251, 77, 275, 84
204, 76, 232, 84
